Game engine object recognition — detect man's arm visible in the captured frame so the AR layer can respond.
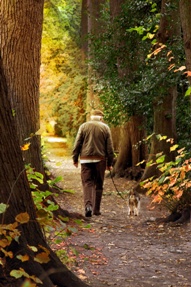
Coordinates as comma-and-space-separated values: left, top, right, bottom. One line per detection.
72, 125, 84, 167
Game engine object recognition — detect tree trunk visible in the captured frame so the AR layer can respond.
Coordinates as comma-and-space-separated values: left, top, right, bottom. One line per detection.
0, 59, 90, 287
112, 123, 131, 177
179, 0, 191, 86
136, 0, 180, 192
0, 0, 44, 172
141, 87, 177, 182
110, 0, 148, 178
0, 0, 77, 220
81, 0, 106, 116
113, 116, 147, 179
110, 0, 124, 18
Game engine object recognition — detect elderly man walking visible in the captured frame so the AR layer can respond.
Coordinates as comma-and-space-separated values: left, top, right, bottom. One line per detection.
72, 109, 114, 217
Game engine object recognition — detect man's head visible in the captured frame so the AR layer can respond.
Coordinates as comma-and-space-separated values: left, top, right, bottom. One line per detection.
90, 109, 104, 121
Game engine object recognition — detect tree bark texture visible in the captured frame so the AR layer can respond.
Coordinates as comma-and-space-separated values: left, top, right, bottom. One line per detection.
137, 0, 180, 190
0, 0, 44, 171
0, 60, 90, 287
179, 0, 191, 85
81, 0, 106, 116
113, 116, 147, 178
109, 0, 148, 177
110, 0, 124, 18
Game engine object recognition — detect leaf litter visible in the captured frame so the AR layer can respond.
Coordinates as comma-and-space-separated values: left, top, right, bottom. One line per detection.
46, 152, 191, 287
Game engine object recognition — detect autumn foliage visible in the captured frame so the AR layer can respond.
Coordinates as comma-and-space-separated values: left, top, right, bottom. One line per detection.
141, 141, 191, 215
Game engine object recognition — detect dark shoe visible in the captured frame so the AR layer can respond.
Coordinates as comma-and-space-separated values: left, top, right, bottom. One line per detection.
85, 205, 92, 217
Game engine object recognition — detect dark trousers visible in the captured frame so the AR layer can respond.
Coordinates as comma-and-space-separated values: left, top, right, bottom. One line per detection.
81, 160, 106, 212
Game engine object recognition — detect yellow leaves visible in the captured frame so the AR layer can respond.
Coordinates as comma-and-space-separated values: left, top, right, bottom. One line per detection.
10, 268, 42, 284
34, 246, 50, 264
27, 245, 38, 252
27, 244, 50, 264
21, 142, 31, 151
34, 252, 50, 264
1, 248, 13, 258
170, 144, 179, 152
168, 63, 175, 71
147, 43, 166, 58
0, 238, 11, 248
0, 221, 20, 250
15, 212, 30, 224
16, 254, 30, 262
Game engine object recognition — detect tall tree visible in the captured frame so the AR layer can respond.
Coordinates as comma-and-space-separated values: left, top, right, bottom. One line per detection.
0, 0, 85, 236
179, 0, 191, 87
0, 0, 44, 172
0, 59, 90, 287
81, 0, 106, 115
138, 0, 181, 186
109, 0, 147, 177
88, 0, 149, 176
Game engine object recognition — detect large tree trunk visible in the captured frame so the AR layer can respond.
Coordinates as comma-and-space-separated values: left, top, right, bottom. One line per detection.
179, 0, 191, 86
0, 60, 90, 287
141, 87, 177, 182
110, 0, 147, 178
113, 116, 147, 179
0, 0, 44, 172
136, 0, 180, 192
110, 0, 124, 18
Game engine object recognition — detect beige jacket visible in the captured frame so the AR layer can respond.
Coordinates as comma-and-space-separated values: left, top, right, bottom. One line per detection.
72, 119, 114, 166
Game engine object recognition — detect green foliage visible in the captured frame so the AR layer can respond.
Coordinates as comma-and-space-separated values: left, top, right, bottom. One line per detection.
89, 0, 187, 141
0, 164, 88, 285
89, 0, 163, 125
41, 0, 86, 139
0, 203, 8, 214
26, 164, 60, 227
185, 86, 191, 97
141, 145, 191, 212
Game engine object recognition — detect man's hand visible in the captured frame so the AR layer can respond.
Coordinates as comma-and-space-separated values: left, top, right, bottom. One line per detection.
73, 162, 78, 168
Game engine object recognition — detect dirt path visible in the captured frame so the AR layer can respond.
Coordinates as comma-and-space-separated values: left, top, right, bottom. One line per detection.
46, 149, 191, 287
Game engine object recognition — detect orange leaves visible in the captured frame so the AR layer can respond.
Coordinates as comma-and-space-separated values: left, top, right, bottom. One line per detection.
184, 70, 191, 77
15, 212, 30, 224
142, 142, 191, 210
1, 248, 13, 259
21, 142, 31, 151
34, 245, 50, 264
147, 43, 166, 58
174, 65, 186, 73
34, 251, 50, 264
16, 254, 30, 262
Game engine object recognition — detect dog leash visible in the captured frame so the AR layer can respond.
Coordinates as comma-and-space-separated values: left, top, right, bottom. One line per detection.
109, 170, 126, 201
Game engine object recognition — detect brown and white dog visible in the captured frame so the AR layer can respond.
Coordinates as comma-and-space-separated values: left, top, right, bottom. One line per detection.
127, 190, 140, 216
